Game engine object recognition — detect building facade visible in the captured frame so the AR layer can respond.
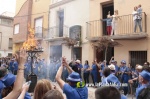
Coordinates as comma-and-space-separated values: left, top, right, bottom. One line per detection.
45, 0, 90, 65
13, 0, 50, 61
13, 0, 32, 53
0, 14, 13, 57
87, 0, 149, 66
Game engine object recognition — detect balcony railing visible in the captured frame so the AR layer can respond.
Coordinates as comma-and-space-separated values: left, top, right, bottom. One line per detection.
45, 25, 69, 41
86, 12, 147, 40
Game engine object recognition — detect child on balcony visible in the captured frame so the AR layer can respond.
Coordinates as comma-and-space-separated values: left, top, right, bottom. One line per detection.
101, 11, 112, 35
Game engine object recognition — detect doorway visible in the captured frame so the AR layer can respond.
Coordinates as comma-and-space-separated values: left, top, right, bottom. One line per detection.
102, 3, 114, 35
58, 10, 64, 37
96, 47, 114, 64
72, 47, 82, 61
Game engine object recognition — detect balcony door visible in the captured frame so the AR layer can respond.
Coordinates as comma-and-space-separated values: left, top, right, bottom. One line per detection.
102, 3, 114, 35
58, 10, 64, 37
96, 47, 114, 64
72, 47, 82, 61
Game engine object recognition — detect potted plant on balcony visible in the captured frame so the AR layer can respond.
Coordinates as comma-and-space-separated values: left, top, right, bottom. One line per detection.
62, 37, 78, 48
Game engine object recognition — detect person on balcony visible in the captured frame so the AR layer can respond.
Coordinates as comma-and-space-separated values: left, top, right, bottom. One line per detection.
132, 6, 142, 33
101, 11, 112, 35
137, 4, 142, 32
111, 10, 120, 36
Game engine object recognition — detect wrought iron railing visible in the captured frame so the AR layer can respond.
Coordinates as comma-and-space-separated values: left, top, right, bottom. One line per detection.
86, 12, 147, 39
45, 25, 69, 39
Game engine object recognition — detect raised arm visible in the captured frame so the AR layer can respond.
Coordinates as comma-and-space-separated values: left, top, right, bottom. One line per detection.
55, 65, 65, 89
18, 83, 29, 99
63, 57, 74, 74
3, 50, 26, 99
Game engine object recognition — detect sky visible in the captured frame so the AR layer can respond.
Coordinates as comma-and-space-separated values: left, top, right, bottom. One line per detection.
0, 0, 16, 14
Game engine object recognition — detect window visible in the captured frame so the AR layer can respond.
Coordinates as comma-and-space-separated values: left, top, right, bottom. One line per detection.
35, 17, 43, 34
8, 38, 13, 50
8, 53, 12, 57
129, 51, 147, 67
1, 18, 13, 26
14, 24, 19, 34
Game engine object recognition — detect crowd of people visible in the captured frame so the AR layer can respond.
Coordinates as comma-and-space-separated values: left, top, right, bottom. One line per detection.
1, 50, 150, 99
102, 4, 143, 36
0, 56, 47, 79
54, 56, 150, 99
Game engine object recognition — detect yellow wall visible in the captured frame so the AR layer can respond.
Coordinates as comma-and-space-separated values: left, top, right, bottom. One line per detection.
31, 0, 50, 61
15, 0, 27, 15
31, 0, 50, 29
13, 43, 23, 53
114, 0, 150, 63
89, 0, 150, 64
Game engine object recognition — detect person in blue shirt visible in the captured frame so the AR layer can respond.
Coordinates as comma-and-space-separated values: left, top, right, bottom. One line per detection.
0, 73, 31, 99
101, 66, 127, 99
24, 60, 31, 79
13, 59, 18, 75
75, 60, 83, 78
91, 60, 98, 87
56, 57, 88, 99
119, 60, 130, 95
101, 11, 112, 35
83, 60, 90, 85
33, 59, 39, 76
136, 70, 150, 99
100, 60, 107, 81
9, 59, 14, 73
102, 65, 121, 89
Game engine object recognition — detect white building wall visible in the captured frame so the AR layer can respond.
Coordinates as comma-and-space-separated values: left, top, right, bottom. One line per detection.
49, 0, 92, 64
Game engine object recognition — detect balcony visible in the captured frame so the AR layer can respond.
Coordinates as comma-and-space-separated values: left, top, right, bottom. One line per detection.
86, 12, 147, 41
34, 26, 43, 40
44, 25, 69, 41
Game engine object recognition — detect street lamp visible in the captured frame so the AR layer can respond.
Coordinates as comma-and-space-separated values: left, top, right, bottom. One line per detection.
22, 24, 43, 92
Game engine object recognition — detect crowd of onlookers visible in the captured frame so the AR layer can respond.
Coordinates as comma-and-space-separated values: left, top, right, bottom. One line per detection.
1, 50, 150, 99
54, 56, 150, 99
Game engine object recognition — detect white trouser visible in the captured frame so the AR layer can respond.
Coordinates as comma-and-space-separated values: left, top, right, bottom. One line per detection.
111, 22, 117, 35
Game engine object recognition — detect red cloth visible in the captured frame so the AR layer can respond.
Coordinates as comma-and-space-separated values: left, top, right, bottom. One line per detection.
107, 26, 112, 35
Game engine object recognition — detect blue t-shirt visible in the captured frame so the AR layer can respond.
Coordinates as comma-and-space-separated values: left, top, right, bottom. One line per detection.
63, 83, 88, 99
9, 61, 14, 70
121, 94, 127, 99
13, 61, 18, 70
91, 64, 97, 75
24, 92, 31, 99
102, 18, 112, 26
100, 64, 106, 76
119, 66, 129, 76
115, 65, 119, 72
83, 64, 89, 73
136, 84, 148, 99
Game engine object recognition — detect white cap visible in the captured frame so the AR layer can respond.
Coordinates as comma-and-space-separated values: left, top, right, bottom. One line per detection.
136, 65, 143, 70
108, 64, 115, 70
75, 60, 80, 63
